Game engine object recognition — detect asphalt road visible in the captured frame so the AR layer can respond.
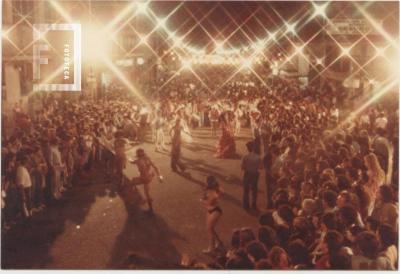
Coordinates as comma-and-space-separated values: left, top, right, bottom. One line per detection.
2, 128, 267, 269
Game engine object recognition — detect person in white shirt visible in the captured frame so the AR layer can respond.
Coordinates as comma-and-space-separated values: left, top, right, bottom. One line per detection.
360, 113, 370, 129
378, 224, 398, 270
375, 112, 388, 130
153, 111, 167, 152
234, 106, 242, 136
49, 139, 64, 200
16, 156, 32, 218
330, 107, 339, 124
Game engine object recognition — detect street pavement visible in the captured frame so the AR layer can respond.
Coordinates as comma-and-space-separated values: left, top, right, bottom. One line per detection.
2, 128, 267, 269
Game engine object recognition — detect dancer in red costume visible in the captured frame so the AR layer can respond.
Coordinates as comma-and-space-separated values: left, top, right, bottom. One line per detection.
215, 112, 236, 158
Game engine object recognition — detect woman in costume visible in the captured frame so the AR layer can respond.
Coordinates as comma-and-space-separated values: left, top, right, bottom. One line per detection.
215, 112, 236, 158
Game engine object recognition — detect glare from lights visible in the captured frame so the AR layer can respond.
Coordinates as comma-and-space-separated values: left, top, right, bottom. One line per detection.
139, 35, 147, 45
174, 37, 184, 47
215, 41, 224, 53
156, 18, 167, 29
315, 57, 324, 66
137, 57, 145, 65
181, 59, 191, 70
254, 39, 265, 51
169, 31, 177, 40
341, 47, 351, 57
195, 48, 206, 55
312, 2, 329, 19
269, 31, 278, 41
83, 24, 111, 61
2, 29, 9, 39
375, 47, 385, 57
136, 1, 149, 14
285, 22, 297, 34
243, 59, 253, 69
295, 45, 304, 54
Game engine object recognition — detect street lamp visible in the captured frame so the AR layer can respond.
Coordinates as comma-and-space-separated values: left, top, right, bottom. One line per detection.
137, 57, 145, 65
136, 1, 149, 14
285, 22, 297, 34
312, 2, 329, 19
315, 57, 324, 66
156, 18, 167, 29
341, 47, 351, 57
139, 35, 147, 45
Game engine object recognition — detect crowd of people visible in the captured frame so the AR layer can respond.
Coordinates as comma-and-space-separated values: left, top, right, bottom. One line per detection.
1, 71, 398, 270
176, 76, 399, 270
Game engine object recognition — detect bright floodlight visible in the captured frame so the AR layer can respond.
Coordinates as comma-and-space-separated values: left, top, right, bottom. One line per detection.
139, 35, 147, 45
137, 57, 145, 65
215, 41, 224, 53
168, 31, 177, 40
137, 1, 149, 14
375, 47, 385, 57
312, 2, 328, 18
315, 57, 324, 66
83, 24, 111, 61
243, 58, 252, 69
254, 39, 265, 51
195, 48, 206, 55
341, 47, 351, 57
174, 37, 183, 47
269, 31, 278, 41
285, 22, 296, 34
295, 45, 304, 54
181, 59, 191, 70
156, 18, 167, 29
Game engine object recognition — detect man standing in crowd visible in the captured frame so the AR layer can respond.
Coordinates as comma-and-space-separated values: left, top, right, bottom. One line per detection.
49, 138, 64, 200
16, 156, 32, 218
241, 141, 261, 210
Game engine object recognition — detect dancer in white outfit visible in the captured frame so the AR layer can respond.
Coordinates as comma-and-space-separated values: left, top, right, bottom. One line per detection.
154, 111, 167, 152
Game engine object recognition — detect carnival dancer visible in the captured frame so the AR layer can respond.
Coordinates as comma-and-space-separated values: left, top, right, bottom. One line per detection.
169, 117, 188, 173
210, 105, 220, 137
201, 176, 223, 254
130, 148, 162, 214
153, 110, 167, 152
233, 105, 243, 136
215, 112, 236, 158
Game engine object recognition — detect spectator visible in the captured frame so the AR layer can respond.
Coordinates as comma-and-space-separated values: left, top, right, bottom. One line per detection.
322, 190, 337, 213
245, 240, 268, 263
352, 231, 392, 270
287, 239, 311, 268
371, 185, 398, 230
239, 227, 256, 248
257, 225, 277, 251
329, 249, 352, 269
268, 246, 289, 270
314, 230, 344, 269
363, 153, 386, 215
241, 141, 261, 210
377, 224, 398, 269
16, 156, 33, 218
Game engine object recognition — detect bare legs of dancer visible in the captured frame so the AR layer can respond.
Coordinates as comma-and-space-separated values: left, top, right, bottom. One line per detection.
204, 211, 223, 253
143, 182, 153, 213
